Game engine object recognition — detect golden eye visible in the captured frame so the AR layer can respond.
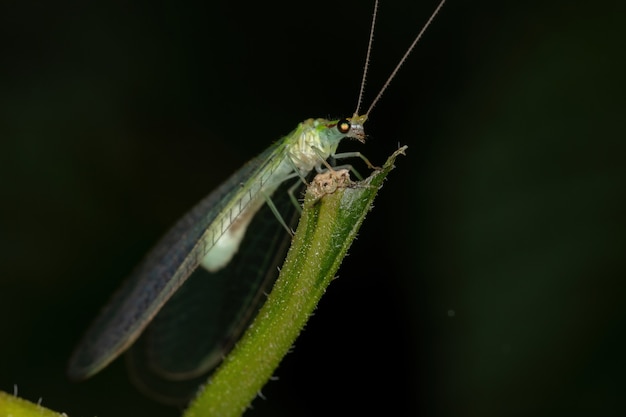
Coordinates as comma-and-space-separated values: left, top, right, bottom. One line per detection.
337, 119, 351, 134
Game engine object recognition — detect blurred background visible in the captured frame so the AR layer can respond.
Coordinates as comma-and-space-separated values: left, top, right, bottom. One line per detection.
1, 0, 625, 416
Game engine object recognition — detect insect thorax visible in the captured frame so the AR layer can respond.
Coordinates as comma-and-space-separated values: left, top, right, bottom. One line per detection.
287, 118, 345, 174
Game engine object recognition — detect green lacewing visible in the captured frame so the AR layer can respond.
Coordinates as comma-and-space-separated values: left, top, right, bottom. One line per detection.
68, 0, 446, 402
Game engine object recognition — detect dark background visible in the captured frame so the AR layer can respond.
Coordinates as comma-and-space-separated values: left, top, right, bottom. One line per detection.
1, 0, 625, 416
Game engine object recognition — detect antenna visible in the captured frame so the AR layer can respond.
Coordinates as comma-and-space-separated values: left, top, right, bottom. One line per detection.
353, 0, 379, 117
356, 0, 446, 119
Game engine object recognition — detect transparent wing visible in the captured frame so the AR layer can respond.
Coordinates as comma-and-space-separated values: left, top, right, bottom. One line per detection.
126, 179, 300, 404
67, 142, 286, 381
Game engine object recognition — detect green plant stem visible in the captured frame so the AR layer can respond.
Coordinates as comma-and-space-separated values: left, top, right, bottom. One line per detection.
184, 146, 407, 417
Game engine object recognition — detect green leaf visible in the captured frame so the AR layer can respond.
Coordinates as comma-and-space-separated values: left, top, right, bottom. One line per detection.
0, 391, 68, 417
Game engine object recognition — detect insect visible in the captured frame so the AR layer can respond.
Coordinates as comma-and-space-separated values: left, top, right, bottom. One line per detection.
68, 0, 446, 403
